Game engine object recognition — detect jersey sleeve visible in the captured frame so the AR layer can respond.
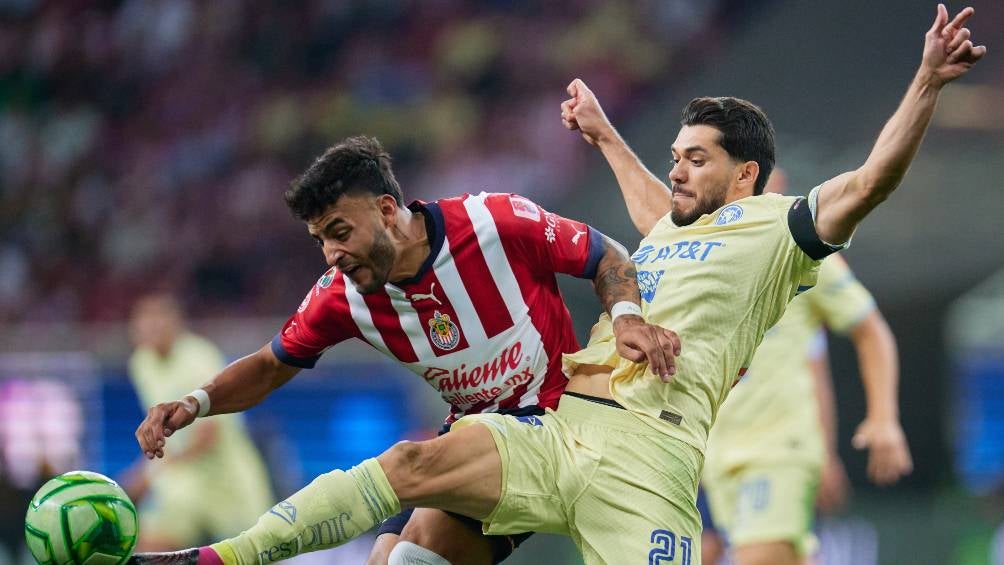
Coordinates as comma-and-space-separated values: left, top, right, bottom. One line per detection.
787, 186, 849, 261
271, 270, 355, 368
483, 193, 605, 279
808, 255, 877, 334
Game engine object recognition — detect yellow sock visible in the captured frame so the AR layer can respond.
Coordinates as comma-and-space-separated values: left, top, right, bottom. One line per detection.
212, 458, 400, 564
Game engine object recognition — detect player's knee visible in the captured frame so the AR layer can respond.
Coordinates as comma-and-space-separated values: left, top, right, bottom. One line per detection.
365, 533, 399, 565
397, 519, 450, 558
380, 440, 438, 500
387, 541, 451, 565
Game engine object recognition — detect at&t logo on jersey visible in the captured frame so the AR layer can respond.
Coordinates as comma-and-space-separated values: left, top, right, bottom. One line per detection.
632, 240, 724, 264
715, 204, 744, 225
428, 310, 461, 351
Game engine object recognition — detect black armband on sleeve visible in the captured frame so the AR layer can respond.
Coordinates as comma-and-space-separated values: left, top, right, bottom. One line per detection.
787, 197, 838, 260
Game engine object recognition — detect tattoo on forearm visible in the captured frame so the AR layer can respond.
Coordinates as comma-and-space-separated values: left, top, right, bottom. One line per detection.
595, 263, 639, 312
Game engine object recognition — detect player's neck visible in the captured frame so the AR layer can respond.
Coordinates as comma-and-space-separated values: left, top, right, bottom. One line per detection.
387, 208, 430, 280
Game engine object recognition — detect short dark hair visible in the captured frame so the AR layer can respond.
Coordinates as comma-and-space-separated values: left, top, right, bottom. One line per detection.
285, 135, 404, 221
681, 97, 775, 195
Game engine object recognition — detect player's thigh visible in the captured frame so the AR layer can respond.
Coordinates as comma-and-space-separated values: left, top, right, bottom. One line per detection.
732, 540, 801, 565
574, 505, 700, 565
378, 419, 502, 520
570, 435, 702, 565
399, 508, 494, 565
455, 412, 576, 537
724, 464, 820, 558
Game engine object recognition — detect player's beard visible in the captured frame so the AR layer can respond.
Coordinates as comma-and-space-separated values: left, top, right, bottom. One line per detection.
670, 182, 729, 227
354, 228, 396, 294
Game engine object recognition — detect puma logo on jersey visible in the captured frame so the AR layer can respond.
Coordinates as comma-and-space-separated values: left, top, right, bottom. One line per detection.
408, 283, 442, 305
571, 227, 587, 244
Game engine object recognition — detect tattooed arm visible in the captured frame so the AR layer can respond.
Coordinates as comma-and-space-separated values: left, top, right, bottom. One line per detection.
593, 234, 681, 381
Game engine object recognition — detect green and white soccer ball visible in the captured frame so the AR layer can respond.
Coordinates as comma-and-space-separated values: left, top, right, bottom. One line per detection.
24, 470, 138, 565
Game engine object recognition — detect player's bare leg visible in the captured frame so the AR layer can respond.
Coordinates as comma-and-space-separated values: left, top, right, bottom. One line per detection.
366, 533, 400, 565
733, 541, 803, 565
395, 508, 495, 565
368, 509, 496, 565
131, 422, 502, 564
701, 529, 725, 565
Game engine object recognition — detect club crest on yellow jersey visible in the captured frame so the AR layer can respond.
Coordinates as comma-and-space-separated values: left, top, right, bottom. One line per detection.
715, 204, 744, 225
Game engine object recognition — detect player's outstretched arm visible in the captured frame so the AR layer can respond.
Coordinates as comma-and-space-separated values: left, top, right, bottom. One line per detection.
593, 234, 681, 382
848, 310, 914, 485
135, 344, 299, 459
561, 79, 672, 236
814, 4, 987, 245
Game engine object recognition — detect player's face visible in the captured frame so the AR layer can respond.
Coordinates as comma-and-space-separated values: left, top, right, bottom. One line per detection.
307, 194, 397, 294
129, 296, 182, 355
668, 125, 739, 226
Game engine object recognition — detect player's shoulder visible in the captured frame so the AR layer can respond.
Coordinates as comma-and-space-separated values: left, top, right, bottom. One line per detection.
813, 253, 858, 291
297, 266, 349, 311
745, 193, 802, 217
434, 192, 545, 222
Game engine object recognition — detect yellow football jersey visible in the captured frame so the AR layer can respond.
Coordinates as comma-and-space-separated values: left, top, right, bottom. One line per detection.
129, 333, 268, 475
565, 191, 832, 454
705, 254, 876, 472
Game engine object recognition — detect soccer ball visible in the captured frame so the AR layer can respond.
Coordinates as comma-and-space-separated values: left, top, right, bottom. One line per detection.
24, 470, 138, 565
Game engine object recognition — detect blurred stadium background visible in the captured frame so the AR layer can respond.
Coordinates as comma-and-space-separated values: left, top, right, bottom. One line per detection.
1, 0, 1002, 563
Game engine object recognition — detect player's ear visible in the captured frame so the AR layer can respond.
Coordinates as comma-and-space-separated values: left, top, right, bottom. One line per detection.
376, 194, 398, 226
737, 160, 760, 192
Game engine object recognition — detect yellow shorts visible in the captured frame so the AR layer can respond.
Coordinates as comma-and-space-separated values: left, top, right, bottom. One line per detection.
454, 394, 703, 565
703, 463, 820, 556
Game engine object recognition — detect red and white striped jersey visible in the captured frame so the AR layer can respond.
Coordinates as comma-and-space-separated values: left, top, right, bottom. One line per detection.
272, 192, 606, 424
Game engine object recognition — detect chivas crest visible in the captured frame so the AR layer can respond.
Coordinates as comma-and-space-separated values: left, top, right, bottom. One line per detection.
428, 310, 461, 351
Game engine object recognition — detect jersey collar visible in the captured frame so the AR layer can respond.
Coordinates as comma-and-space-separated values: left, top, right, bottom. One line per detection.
389, 200, 445, 287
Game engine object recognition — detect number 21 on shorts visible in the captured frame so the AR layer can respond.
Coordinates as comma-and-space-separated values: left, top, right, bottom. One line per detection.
648, 529, 692, 565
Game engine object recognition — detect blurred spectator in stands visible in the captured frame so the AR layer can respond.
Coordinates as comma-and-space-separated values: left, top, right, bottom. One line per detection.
0, 0, 726, 324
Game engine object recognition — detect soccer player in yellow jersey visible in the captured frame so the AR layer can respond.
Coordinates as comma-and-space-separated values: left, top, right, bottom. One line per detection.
130, 7, 985, 564
696, 171, 914, 565
123, 294, 274, 551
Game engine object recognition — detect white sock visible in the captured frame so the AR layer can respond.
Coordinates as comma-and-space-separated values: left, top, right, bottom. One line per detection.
387, 541, 452, 565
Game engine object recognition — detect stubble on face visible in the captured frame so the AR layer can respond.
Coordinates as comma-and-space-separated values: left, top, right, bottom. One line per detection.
354, 225, 396, 294
670, 181, 729, 226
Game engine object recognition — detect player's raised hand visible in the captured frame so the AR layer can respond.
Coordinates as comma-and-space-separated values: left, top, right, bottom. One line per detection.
612, 315, 682, 382
560, 79, 616, 147
852, 418, 914, 485
135, 398, 198, 459
921, 4, 987, 87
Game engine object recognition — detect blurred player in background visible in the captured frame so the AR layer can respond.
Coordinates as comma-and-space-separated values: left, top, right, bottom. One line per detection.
698, 170, 913, 565
131, 136, 676, 565
122, 293, 274, 551
130, 6, 984, 564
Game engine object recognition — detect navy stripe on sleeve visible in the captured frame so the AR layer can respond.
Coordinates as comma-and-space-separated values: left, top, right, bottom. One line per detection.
270, 334, 321, 369
579, 226, 606, 279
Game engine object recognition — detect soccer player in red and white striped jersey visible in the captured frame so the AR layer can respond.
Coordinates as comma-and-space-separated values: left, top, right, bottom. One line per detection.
133, 135, 680, 565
